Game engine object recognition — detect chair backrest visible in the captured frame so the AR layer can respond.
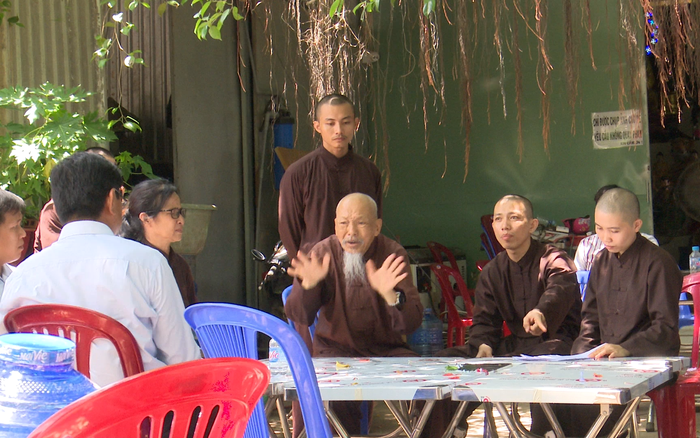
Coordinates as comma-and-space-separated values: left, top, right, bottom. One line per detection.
4, 304, 144, 379
28, 357, 269, 438
184, 303, 333, 438
481, 215, 505, 259
431, 263, 474, 320
426, 242, 462, 276
682, 273, 700, 367
281, 285, 317, 339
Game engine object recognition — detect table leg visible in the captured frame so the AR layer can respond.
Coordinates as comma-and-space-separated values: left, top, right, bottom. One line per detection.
494, 402, 533, 438
583, 404, 612, 438
325, 401, 351, 438
274, 396, 292, 438
606, 398, 641, 438
540, 403, 565, 438
441, 401, 470, 438
385, 400, 414, 436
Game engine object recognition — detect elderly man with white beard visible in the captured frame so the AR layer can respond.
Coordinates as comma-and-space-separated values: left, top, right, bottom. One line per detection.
285, 192, 423, 434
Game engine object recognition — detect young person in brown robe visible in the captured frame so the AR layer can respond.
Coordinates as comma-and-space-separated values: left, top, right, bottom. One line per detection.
427, 195, 582, 438
570, 187, 682, 437
285, 193, 423, 434
278, 94, 382, 260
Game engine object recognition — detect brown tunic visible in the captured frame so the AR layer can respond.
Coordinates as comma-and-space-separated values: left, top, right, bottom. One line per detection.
278, 146, 382, 259
572, 234, 682, 356
146, 240, 197, 308
467, 239, 582, 356
284, 234, 423, 357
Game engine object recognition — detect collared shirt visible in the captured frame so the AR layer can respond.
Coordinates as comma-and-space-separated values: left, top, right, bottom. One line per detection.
0, 220, 200, 386
574, 232, 659, 271
572, 234, 682, 356
0, 264, 13, 297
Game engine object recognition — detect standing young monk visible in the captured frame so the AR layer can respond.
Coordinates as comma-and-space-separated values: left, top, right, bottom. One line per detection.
278, 94, 382, 259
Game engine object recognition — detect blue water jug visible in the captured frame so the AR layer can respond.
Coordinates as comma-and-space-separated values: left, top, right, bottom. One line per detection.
408, 308, 444, 356
0, 333, 98, 438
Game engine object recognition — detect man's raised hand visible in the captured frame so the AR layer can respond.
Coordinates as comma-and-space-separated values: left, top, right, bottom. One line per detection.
366, 253, 408, 304
288, 251, 331, 290
523, 309, 547, 336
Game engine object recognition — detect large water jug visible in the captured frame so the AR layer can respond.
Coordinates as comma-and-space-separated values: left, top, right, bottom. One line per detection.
0, 333, 98, 438
408, 308, 444, 356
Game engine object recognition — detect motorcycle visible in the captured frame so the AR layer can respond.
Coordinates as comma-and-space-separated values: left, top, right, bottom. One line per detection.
252, 241, 292, 317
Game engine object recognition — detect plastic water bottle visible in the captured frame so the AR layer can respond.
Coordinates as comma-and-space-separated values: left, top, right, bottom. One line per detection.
408, 308, 444, 357
268, 338, 287, 368
691, 246, 700, 273
0, 333, 98, 438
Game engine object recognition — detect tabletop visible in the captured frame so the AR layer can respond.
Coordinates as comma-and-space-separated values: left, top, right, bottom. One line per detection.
269, 356, 688, 404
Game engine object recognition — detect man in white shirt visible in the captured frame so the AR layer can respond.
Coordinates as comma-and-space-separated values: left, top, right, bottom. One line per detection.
0, 152, 200, 386
574, 184, 658, 271
0, 188, 26, 296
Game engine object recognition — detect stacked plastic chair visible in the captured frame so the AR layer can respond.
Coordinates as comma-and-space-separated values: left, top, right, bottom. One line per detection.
29, 357, 269, 438
184, 303, 332, 438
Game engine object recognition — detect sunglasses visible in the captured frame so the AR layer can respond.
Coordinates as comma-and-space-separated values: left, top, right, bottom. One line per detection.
160, 207, 186, 219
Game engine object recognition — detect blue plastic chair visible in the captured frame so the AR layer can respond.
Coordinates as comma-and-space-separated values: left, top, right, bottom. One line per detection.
184, 303, 332, 438
282, 285, 317, 339
679, 292, 694, 328
577, 270, 590, 300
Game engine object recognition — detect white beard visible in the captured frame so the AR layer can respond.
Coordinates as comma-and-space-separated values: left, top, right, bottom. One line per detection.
343, 251, 367, 287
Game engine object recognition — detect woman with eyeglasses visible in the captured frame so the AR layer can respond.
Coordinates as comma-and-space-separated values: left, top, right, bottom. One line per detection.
120, 179, 196, 307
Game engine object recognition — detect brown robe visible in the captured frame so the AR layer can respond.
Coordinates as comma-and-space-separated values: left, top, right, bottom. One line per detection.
285, 234, 423, 357
572, 233, 682, 356
278, 145, 382, 259
466, 238, 582, 356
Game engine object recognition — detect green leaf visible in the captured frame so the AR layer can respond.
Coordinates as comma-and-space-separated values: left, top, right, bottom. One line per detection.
200, 1, 211, 16
329, 0, 343, 18
231, 5, 243, 20
158, 2, 168, 16
208, 24, 221, 40
422, 0, 435, 16
128, 0, 139, 10
142, 2, 151, 8
218, 8, 230, 26
216, 1, 225, 12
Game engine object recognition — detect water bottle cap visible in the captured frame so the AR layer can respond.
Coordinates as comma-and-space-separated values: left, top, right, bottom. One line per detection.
693, 246, 699, 252
0, 333, 76, 367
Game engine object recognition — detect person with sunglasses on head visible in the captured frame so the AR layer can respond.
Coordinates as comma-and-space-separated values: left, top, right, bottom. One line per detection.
119, 179, 196, 307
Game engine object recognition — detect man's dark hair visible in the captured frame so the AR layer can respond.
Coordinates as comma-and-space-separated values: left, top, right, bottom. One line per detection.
594, 184, 619, 204
0, 189, 25, 225
85, 146, 115, 159
51, 152, 123, 224
497, 194, 535, 219
119, 179, 179, 243
314, 94, 356, 121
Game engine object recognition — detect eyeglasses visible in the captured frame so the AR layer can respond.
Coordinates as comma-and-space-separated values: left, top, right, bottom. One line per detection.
160, 207, 186, 219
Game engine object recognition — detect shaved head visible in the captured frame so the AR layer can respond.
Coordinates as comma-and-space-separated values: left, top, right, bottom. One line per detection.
336, 193, 378, 219
496, 194, 534, 220
595, 188, 640, 225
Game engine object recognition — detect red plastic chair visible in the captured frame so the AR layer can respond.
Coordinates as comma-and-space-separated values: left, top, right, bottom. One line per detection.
4, 304, 144, 379
647, 272, 700, 438
28, 357, 269, 438
430, 264, 473, 347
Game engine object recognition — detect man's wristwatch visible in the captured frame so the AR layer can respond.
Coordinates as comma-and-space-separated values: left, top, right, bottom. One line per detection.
388, 290, 406, 307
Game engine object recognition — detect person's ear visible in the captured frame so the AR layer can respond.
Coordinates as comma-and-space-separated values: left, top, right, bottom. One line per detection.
633, 218, 643, 233
374, 218, 382, 236
139, 212, 150, 223
313, 120, 321, 134
529, 217, 539, 233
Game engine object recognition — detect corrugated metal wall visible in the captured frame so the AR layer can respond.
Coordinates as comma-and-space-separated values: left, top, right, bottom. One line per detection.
105, 5, 172, 165
0, 1, 172, 168
0, 0, 104, 121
